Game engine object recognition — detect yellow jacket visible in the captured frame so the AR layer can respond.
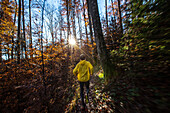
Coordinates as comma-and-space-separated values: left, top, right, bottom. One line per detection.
73, 60, 93, 82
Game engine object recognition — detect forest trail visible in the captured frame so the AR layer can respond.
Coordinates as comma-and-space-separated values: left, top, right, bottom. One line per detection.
65, 72, 115, 113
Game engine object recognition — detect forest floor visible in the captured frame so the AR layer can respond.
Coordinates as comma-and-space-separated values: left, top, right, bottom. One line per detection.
64, 68, 169, 113
1, 59, 169, 113
65, 71, 115, 113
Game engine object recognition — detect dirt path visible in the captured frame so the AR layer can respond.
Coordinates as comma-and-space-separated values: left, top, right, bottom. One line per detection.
65, 74, 115, 113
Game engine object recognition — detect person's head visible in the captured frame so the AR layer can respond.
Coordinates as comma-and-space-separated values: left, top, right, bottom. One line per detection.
80, 54, 85, 60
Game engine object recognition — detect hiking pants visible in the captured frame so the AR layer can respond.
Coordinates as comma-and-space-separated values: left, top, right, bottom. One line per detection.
79, 81, 89, 106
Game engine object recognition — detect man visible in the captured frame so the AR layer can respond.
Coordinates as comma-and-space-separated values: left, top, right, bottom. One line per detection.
73, 54, 93, 110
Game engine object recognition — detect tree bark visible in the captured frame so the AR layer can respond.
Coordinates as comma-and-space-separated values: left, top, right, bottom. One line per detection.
40, 0, 46, 96
59, 11, 63, 43
66, 0, 70, 63
72, 0, 77, 42
87, 0, 93, 45
82, 0, 88, 44
118, 0, 123, 35
76, 0, 83, 47
17, 0, 21, 64
11, 0, 17, 59
66, 0, 70, 44
7, 44, 10, 60
29, 0, 33, 59
88, 0, 114, 78
111, 0, 117, 31
51, 11, 54, 45
22, 0, 27, 59
105, 0, 108, 29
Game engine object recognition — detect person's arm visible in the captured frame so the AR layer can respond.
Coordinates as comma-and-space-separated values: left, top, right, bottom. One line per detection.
88, 62, 93, 75
73, 63, 79, 76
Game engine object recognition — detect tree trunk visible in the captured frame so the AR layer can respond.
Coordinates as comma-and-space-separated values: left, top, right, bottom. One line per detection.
72, 0, 77, 42
66, 0, 70, 64
59, 12, 63, 43
105, 0, 108, 29
87, 0, 93, 45
111, 0, 117, 32
41, 0, 46, 96
7, 44, 10, 60
66, 0, 70, 44
76, 0, 82, 47
88, 0, 115, 79
29, 0, 33, 59
22, 0, 27, 59
51, 11, 54, 45
11, 0, 17, 59
17, 0, 21, 64
82, 0, 88, 44
118, 0, 123, 35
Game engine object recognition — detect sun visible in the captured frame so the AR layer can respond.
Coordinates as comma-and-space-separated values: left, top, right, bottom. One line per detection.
69, 38, 76, 45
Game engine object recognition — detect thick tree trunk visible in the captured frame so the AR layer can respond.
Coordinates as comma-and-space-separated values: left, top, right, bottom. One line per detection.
17, 0, 21, 64
88, 0, 115, 78
87, 0, 93, 45
29, 0, 33, 59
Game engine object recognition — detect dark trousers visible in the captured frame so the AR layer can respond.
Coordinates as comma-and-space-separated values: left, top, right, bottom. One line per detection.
79, 81, 89, 106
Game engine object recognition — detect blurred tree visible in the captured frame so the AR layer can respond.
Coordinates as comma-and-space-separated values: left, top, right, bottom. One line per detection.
88, 0, 115, 79
11, 0, 17, 59
22, 0, 27, 59
0, 0, 15, 61
29, 0, 33, 59
82, 0, 88, 44
72, 0, 77, 42
87, 0, 93, 45
16, 0, 21, 64
117, 0, 123, 35
105, 0, 108, 30
76, 0, 83, 47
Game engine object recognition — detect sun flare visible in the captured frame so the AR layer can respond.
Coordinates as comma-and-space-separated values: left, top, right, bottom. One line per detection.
69, 38, 76, 45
